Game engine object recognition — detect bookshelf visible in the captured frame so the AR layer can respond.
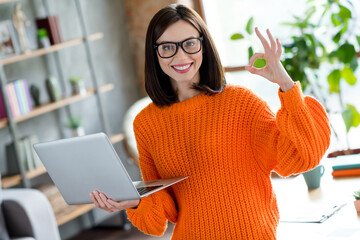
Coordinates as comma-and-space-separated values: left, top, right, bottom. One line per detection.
0, 83, 113, 128
1, 33, 103, 65
0, 0, 124, 228
0, 0, 17, 4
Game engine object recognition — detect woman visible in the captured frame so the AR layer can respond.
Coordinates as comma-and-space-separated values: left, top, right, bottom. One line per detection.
91, 4, 331, 239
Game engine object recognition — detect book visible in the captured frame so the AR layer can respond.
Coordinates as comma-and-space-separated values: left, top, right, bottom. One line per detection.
21, 80, 33, 112
6, 142, 18, 175
5, 83, 21, 117
6, 137, 39, 175
50, 16, 62, 44
22, 136, 35, 171
6, 140, 26, 175
14, 80, 29, 115
332, 168, 360, 177
36, 16, 62, 45
28, 135, 43, 169
332, 154, 360, 171
0, 88, 7, 119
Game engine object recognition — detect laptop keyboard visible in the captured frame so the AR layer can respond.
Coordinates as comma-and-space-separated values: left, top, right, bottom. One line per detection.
137, 186, 162, 196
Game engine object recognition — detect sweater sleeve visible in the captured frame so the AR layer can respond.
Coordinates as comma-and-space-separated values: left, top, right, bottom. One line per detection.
250, 81, 331, 177
126, 115, 178, 236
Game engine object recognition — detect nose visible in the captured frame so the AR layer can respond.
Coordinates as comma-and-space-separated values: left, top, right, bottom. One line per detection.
174, 46, 188, 59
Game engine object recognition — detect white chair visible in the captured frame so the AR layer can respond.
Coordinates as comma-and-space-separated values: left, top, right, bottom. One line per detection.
0, 177, 61, 240
122, 97, 152, 166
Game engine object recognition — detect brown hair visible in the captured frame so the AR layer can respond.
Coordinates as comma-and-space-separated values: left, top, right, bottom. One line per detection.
145, 4, 226, 106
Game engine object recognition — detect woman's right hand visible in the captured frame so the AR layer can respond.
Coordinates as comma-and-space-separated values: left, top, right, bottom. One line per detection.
90, 190, 140, 213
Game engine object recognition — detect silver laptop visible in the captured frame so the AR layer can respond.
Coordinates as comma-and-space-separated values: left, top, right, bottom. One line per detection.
33, 132, 188, 205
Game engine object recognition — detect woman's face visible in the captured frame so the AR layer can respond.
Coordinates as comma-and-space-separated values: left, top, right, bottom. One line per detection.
155, 20, 203, 89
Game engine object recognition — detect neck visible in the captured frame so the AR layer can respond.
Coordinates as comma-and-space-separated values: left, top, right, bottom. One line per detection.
171, 81, 202, 102
177, 88, 202, 102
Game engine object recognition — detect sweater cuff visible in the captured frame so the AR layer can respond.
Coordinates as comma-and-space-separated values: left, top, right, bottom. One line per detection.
278, 81, 304, 112
126, 195, 167, 236
126, 196, 153, 215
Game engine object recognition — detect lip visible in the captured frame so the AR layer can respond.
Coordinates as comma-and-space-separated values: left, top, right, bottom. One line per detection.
171, 63, 193, 74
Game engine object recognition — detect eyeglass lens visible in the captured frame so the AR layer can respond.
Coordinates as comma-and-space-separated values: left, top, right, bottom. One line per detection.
157, 38, 201, 58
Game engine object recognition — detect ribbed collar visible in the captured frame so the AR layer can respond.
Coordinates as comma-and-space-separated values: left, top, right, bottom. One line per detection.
149, 88, 216, 114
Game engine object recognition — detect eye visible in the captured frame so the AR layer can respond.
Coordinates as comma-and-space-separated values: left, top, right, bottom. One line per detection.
161, 44, 175, 51
185, 40, 196, 47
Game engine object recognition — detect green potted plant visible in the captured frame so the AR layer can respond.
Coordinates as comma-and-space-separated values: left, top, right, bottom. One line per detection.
65, 115, 85, 137
69, 76, 86, 96
231, 0, 360, 157
354, 190, 360, 212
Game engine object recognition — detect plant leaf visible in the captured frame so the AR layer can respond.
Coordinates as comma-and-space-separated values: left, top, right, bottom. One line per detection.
339, 5, 352, 20
331, 13, 342, 26
327, 69, 341, 93
248, 46, 254, 60
332, 30, 342, 43
356, 36, 360, 47
350, 55, 359, 71
246, 17, 254, 35
335, 43, 356, 64
230, 33, 244, 40
341, 66, 357, 85
304, 6, 316, 22
281, 22, 302, 28
342, 104, 360, 132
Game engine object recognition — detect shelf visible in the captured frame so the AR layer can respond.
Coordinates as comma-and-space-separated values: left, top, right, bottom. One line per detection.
1, 133, 124, 189
0, 83, 114, 129
0, 0, 17, 4
37, 184, 95, 226
1, 33, 104, 65
1, 165, 46, 189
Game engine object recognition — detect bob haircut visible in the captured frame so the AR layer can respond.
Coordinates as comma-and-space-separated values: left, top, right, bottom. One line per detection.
145, 4, 226, 107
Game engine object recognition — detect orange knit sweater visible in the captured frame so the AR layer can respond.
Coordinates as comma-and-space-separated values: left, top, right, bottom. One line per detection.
127, 82, 331, 239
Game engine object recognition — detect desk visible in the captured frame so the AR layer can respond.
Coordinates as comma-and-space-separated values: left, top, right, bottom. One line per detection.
272, 160, 360, 239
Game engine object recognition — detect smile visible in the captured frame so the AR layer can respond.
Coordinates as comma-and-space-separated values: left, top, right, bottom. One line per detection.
172, 63, 193, 73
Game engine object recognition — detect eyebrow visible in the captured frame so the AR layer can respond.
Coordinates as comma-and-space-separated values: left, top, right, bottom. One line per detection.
157, 35, 199, 44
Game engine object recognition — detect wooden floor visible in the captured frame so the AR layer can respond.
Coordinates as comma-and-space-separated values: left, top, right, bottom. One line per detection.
69, 216, 174, 240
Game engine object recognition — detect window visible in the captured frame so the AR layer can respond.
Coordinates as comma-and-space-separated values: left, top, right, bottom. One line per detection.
202, 0, 360, 150
202, 0, 308, 112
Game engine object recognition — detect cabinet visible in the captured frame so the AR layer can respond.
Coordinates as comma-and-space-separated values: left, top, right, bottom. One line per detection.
0, 0, 124, 226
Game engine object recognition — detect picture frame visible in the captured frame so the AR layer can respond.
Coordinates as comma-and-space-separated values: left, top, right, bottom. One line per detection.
0, 20, 19, 59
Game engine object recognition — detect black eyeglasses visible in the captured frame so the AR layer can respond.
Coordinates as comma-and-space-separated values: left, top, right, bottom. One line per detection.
154, 36, 203, 59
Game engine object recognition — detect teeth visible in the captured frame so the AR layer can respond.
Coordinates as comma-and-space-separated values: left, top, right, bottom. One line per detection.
173, 64, 191, 70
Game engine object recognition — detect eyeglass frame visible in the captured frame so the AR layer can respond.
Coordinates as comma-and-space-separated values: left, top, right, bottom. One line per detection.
153, 36, 204, 59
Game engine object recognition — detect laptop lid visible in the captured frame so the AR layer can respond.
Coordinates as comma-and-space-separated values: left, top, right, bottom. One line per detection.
33, 133, 141, 205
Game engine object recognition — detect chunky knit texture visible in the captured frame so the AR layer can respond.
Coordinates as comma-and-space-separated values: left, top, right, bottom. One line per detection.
127, 82, 331, 239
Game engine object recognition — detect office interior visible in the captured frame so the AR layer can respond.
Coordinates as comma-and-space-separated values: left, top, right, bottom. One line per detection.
0, 0, 359, 239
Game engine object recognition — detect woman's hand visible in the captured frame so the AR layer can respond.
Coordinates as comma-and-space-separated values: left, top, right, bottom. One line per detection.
245, 27, 294, 92
90, 190, 140, 213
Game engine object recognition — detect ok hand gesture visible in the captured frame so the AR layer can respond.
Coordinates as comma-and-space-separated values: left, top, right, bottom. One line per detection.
245, 27, 294, 92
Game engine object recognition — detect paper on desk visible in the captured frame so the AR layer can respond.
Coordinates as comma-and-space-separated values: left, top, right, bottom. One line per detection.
279, 203, 346, 223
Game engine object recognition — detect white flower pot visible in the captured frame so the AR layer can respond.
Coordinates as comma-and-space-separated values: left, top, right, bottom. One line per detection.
72, 127, 85, 137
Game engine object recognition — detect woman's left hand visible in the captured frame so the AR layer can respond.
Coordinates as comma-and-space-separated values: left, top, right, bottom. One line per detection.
245, 27, 294, 92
